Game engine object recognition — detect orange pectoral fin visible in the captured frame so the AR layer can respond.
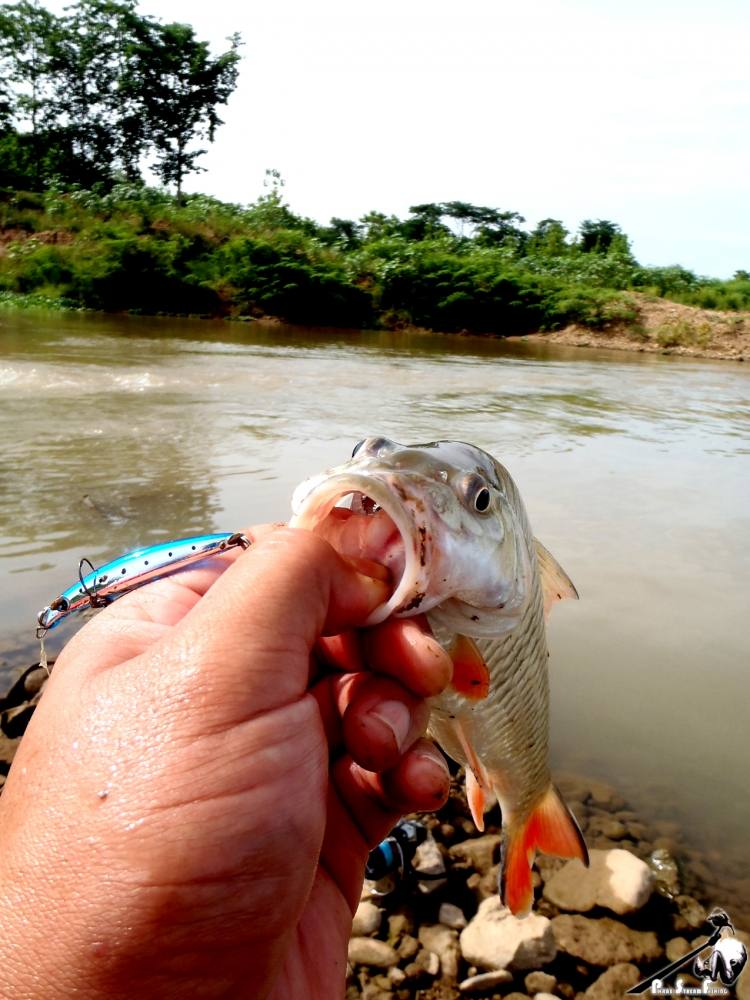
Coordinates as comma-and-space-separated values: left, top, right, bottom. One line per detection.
499, 784, 588, 916
448, 634, 490, 700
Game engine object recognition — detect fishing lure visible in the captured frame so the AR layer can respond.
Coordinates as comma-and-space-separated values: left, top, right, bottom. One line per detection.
36, 532, 251, 636
365, 819, 445, 895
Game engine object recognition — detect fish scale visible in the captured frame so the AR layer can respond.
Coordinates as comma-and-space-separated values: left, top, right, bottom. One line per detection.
429, 570, 550, 823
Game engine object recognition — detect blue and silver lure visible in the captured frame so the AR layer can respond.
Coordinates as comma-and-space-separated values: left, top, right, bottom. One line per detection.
36, 531, 250, 635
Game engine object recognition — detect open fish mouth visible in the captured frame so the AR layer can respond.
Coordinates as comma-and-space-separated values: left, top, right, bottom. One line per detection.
290, 473, 432, 626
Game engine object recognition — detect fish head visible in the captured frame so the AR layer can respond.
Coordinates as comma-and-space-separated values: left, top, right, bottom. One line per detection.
290, 437, 534, 636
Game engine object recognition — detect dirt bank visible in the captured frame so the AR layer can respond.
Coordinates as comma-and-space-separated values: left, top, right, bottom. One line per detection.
514, 293, 749, 362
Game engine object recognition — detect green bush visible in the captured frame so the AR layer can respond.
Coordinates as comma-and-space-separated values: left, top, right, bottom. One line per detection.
214, 236, 372, 327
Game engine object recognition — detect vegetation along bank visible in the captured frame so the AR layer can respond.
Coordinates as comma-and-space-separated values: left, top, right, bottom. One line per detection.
1, 0, 748, 357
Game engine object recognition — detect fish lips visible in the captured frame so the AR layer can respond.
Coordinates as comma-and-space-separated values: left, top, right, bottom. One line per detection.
290, 470, 436, 626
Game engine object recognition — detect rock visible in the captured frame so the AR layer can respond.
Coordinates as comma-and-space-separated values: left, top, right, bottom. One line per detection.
552, 915, 662, 966
419, 924, 460, 979
525, 971, 557, 994
352, 900, 383, 937
543, 849, 654, 914
535, 994, 557, 1000
397, 934, 419, 960
587, 816, 628, 841
587, 780, 625, 811
413, 832, 447, 892
581, 963, 641, 1000
449, 834, 501, 875
414, 948, 440, 976
666, 937, 690, 962
387, 910, 414, 940
460, 896, 557, 971
673, 895, 706, 931
459, 969, 514, 993
439, 902, 468, 929
347, 938, 399, 968
649, 848, 681, 899
387, 966, 406, 986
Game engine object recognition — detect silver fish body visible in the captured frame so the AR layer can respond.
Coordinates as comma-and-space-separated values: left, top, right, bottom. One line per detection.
291, 437, 587, 913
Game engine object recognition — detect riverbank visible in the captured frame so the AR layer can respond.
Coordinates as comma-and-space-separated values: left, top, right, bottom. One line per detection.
513, 294, 749, 362
2, 186, 750, 340
2, 662, 748, 1000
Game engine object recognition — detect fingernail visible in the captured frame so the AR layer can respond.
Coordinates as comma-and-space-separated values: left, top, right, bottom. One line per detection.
415, 745, 450, 776
369, 700, 412, 752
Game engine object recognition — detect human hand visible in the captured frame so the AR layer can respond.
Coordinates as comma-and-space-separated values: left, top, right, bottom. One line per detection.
0, 526, 452, 999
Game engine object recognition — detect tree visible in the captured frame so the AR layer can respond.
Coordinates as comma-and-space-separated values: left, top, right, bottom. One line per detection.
578, 219, 623, 254
134, 20, 241, 200
0, 0, 62, 182
51, 0, 147, 183
528, 218, 570, 256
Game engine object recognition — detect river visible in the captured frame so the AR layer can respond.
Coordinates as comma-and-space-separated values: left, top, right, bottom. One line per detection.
1, 309, 748, 915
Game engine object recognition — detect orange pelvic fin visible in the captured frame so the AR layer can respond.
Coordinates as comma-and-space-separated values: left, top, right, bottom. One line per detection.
448, 634, 490, 700
454, 720, 491, 832
500, 783, 588, 916
465, 768, 487, 832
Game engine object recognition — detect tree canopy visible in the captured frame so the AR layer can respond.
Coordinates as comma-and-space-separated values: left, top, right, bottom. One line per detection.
0, 0, 241, 194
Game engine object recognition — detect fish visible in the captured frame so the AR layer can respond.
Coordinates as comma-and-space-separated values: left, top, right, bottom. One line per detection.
290, 437, 588, 915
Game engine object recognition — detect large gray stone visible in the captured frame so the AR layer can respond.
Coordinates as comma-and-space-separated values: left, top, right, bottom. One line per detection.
543, 849, 654, 914
460, 896, 557, 971
552, 914, 662, 966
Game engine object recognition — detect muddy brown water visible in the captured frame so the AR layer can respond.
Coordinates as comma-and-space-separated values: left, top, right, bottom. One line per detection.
1, 311, 748, 914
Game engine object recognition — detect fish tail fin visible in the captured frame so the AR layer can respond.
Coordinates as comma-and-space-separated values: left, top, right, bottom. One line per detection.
499, 783, 588, 916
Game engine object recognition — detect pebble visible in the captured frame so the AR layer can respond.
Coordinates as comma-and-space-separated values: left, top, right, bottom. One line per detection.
581, 963, 641, 1000
412, 833, 447, 892
460, 896, 557, 971
419, 924, 460, 979
387, 913, 410, 944
459, 969, 514, 993
649, 848, 681, 899
534, 994, 557, 1000
587, 816, 628, 840
352, 900, 383, 937
448, 834, 501, 875
347, 937, 399, 968
543, 849, 654, 915
397, 934, 419, 961
525, 970, 557, 994
387, 966, 405, 986
439, 901, 468, 929
665, 937, 690, 962
414, 948, 440, 976
552, 914, 662, 966
673, 895, 706, 931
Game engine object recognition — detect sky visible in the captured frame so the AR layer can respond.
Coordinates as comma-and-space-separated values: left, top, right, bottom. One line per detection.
49, 0, 750, 277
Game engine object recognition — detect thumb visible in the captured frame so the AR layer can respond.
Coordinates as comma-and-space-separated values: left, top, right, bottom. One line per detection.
168, 526, 391, 714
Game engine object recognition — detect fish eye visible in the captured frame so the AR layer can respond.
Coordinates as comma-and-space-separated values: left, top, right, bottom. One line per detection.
474, 487, 491, 512
351, 439, 366, 457
460, 473, 493, 514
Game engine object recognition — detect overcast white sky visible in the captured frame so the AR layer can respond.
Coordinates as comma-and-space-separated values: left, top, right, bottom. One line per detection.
50, 0, 750, 277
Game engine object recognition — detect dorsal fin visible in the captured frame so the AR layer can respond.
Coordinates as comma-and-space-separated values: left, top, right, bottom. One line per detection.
534, 538, 579, 618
